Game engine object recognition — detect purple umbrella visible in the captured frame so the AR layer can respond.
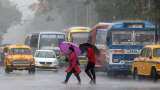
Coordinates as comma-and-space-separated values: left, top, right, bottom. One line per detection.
59, 41, 81, 55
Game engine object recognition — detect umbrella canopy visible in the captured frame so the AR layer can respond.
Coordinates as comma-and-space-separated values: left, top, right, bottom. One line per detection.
79, 43, 100, 54
59, 41, 81, 55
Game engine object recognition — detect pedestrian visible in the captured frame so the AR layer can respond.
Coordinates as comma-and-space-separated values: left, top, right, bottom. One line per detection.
85, 47, 96, 84
63, 46, 81, 84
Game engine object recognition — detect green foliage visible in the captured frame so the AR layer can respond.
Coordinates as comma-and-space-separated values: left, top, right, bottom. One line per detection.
94, 0, 160, 24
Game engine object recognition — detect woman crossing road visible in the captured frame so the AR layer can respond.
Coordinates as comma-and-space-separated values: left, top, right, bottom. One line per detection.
85, 47, 96, 84
62, 47, 81, 84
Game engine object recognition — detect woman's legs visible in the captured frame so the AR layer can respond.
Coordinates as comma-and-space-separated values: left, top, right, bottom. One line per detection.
85, 63, 93, 81
64, 72, 72, 83
74, 73, 81, 84
90, 65, 96, 84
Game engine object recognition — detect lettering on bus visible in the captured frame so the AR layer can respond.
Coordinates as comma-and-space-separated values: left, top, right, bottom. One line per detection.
127, 24, 144, 28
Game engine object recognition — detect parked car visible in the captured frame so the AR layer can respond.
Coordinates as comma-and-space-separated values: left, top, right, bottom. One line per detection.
34, 50, 59, 69
132, 45, 160, 81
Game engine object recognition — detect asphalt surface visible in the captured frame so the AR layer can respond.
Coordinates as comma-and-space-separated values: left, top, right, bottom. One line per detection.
0, 67, 160, 90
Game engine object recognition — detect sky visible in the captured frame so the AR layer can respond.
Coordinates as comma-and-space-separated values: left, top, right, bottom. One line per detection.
0, 0, 97, 44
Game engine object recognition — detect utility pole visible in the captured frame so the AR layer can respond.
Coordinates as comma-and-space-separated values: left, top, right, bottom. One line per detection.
154, 0, 159, 44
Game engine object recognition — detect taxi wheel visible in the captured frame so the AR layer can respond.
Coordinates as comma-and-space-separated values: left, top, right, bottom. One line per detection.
5, 67, 11, 74
133, 68, 139, 80
28, 68, 35, 74
151, 68, 158, 82
53, 69, 58, 72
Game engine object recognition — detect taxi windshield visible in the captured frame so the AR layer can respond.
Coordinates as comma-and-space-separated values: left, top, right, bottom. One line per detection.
10, 48, 32, 55
153, 48, 160, 57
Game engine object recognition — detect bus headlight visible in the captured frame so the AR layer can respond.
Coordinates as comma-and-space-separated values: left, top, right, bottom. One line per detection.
112, 59, 120, 63
112, 49, 126, 54
120, 60, 125, 64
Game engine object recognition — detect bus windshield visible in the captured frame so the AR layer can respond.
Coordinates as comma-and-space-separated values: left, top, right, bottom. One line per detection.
72, 32, 89, 44
111, 30, 155, 45
39, 34, 65, 49
112, 31, 132, 45
96, 29, 107, 45
135, 31, 155, 45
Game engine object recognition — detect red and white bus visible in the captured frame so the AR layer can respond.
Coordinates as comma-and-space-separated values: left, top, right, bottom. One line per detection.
89, 23, 112, 71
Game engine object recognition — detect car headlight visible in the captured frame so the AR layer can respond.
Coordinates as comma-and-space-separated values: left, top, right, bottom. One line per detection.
53, 60, 58, 64
35, 60, 39, 64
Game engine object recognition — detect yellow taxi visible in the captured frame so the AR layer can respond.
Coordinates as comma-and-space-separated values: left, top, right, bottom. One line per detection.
3, 44, 35, 74
132, 45, 160, 81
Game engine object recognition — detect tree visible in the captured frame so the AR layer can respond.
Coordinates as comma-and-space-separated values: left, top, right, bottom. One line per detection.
93, 0, 160, 22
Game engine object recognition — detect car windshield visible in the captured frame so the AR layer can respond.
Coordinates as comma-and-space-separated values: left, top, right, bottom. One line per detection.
10, 48, 32, 55
35, 51, 56, 58
153, 48, 160, 57
134, 31, 155, 45
72, 32, 89, 45
112, 31, 132, 45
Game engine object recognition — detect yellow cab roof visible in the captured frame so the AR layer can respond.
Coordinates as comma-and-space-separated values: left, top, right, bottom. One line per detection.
145, 44, 160, 49
67, 27, 91, 33
6, 44, 31, 49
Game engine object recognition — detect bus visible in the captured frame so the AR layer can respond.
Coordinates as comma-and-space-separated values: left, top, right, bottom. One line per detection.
25, 32, 65, 54
65, 27, 91, 65
105, 20, 155, 76
89, 22, 112, 71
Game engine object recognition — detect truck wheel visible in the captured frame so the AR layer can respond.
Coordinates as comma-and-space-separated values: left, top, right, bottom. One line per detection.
151, 68, 158, 82
133, 68, 139, 80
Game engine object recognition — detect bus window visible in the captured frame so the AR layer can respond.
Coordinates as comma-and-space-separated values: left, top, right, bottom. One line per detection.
135, 31, 155, 45
24, 36, 31, 45
71, 32, 89, 45
95, 29, 107, 45
30, 35, 38, 48
39, 34, 65, 49
106, 32, 111, 45
112, 31, 132, 45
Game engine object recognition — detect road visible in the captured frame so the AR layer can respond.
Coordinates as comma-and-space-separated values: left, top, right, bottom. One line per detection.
0, 67, 160, 90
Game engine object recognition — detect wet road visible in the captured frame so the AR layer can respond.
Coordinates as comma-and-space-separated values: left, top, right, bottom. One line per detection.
0, 67, 160, 90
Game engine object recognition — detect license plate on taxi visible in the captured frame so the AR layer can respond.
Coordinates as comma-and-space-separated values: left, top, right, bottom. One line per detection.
16, 67, 26, 69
